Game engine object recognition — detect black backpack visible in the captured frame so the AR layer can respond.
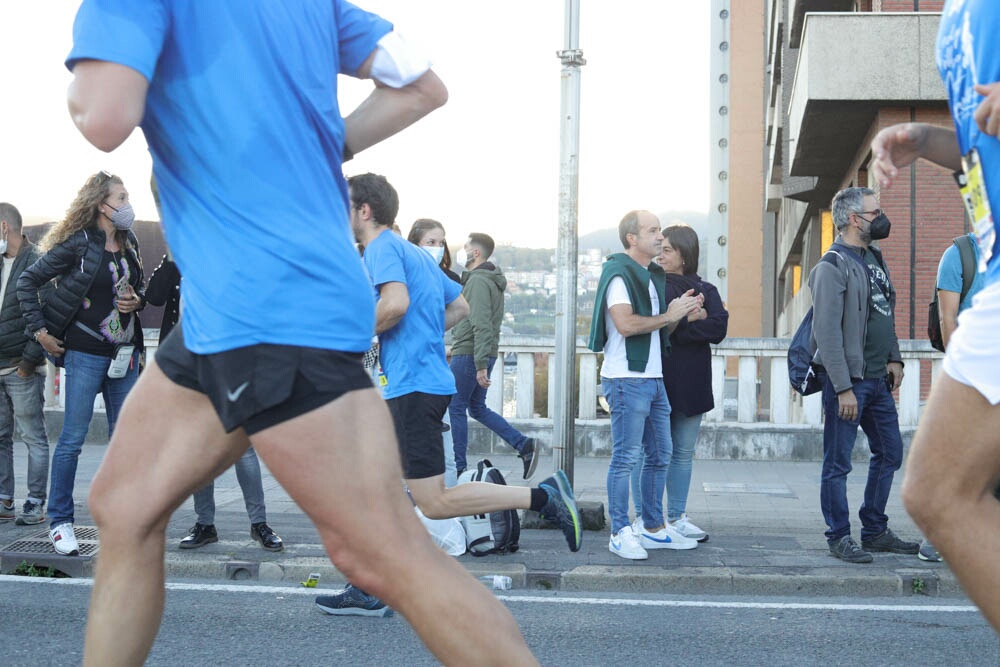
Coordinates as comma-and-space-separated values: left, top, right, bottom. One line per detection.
456, 459, 520, 556
928, 235, 976, 352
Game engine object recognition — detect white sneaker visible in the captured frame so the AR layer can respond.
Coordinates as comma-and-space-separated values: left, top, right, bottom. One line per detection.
50, 523, 79, 556
638, 522, 698, 550
670, 514, 709, 542
609, 525, 648, 560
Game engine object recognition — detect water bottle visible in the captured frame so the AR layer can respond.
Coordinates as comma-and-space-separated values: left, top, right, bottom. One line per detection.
478, 575, 512, 590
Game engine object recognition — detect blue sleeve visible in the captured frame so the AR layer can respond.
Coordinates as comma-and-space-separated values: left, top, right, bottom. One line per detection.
442, 270, 462, 304
336, 0, 393, 75
936, 243, 963, 293
66, 0, 168, 82
365, 238, 406, 289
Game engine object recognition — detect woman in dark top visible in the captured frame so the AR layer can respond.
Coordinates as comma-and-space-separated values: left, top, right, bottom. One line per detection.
17, 171, 144, 556
630, 224, 728, 542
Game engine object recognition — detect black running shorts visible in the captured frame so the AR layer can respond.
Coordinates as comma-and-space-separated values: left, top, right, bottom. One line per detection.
155, 324, 374, 435
385, 391, 451, 480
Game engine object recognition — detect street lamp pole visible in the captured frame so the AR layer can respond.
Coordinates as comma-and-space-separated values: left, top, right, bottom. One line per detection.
553, 0, 585, 486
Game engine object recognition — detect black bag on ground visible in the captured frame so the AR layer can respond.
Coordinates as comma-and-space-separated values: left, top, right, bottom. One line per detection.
456, 459, 520, 556
927, 234, 976, 352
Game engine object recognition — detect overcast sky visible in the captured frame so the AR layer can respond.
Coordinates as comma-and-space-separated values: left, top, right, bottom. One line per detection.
0, 1, 710, 248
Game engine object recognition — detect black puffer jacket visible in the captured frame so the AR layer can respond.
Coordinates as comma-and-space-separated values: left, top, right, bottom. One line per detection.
17, 227, 145, 346
0, 238, 53, 371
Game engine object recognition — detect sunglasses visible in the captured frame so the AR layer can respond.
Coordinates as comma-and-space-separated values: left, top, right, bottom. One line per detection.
91, 170, 115, 186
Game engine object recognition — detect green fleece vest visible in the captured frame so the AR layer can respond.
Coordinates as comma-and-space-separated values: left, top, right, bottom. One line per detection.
587, 253, 669, 372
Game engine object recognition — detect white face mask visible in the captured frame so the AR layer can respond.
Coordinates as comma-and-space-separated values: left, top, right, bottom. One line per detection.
421, 245, 445, 264
454, 248, 468, 267
0, 226, 8, 255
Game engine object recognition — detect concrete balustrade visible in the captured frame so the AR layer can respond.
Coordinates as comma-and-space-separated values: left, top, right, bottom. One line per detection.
42, 331, 943, 461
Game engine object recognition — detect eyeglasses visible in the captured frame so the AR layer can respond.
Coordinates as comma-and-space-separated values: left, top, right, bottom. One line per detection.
855, 208, 882, 219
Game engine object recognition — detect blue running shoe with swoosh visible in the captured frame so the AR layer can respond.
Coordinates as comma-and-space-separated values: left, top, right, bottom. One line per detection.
539, 470, 582, 552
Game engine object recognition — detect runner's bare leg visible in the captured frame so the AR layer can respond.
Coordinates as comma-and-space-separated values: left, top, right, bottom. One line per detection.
250, 387, 537, 666
903, 373, 1000, 631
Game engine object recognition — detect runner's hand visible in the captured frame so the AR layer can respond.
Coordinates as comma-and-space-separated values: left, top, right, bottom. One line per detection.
974, 83, 1000, 136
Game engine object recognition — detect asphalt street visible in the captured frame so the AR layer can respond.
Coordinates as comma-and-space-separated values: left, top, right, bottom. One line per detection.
0, 576, 995, 667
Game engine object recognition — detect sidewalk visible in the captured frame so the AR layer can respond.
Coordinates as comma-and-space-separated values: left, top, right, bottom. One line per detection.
0, 444, 961, 598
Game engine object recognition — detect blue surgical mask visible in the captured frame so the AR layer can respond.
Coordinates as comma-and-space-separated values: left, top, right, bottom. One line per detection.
422, 245, 445, 264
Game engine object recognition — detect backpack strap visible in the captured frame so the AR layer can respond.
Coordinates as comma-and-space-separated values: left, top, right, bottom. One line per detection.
953, 234, 977, 303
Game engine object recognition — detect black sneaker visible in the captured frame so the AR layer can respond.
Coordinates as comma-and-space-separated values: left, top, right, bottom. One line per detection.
828, 535, 873, 563
519, 438, 539, 480
251, 522, 284, 552
861, 528, 920, 555
179, 523, 218, 549
316, 584, 394, 617
539, 470, 582, 552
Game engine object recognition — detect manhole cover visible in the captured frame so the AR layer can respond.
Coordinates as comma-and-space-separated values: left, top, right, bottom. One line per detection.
702, 482, 796, 498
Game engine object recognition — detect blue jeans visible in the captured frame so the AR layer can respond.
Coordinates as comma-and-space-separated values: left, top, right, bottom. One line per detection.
631, 410, 702, 521
193, 446, 267, 525
49, 349, 139, 528
0, 372, 49, 504
820, 376, 903, 542
448, 355, 527, 472
603, 377, 671, 534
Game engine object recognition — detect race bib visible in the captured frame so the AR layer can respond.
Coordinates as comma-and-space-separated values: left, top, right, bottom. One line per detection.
954, 148, 995, 272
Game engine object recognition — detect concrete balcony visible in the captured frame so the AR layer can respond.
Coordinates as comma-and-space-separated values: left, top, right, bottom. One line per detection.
787, 0, 854, 48
787, 12, 946, 180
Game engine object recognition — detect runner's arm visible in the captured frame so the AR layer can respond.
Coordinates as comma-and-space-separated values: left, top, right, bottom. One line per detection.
68, 61, 148, 152
374, 281, 409, 334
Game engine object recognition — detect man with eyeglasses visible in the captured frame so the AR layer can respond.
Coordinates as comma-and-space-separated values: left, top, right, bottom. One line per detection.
807, 187, 919, 564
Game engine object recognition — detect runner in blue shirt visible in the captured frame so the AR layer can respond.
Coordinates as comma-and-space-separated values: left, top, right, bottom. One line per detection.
871, 0, 1000, 631
338, 173, 581, 614
62, 2, 549, 664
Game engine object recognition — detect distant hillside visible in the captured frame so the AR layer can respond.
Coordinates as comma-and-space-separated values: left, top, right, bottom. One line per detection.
579, 210, 708, 254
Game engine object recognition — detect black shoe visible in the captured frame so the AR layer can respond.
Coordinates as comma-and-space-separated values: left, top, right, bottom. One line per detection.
251, 522, 284, 552
862, 528, 920, 554
519, 438, 539, 480
828, 535, 873, 563
180, 523, 218, 549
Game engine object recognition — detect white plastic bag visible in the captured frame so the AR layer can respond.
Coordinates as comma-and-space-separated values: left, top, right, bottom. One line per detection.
415, 506, 466, 556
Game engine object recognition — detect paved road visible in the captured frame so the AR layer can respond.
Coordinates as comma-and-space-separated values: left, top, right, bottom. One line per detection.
0, 576, 995, 666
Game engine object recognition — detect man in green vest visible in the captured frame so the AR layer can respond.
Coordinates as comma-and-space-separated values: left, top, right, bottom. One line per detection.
588, 210, 701, 560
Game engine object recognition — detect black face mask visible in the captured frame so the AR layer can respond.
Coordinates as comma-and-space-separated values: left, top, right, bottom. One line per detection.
868, 213, 891, 240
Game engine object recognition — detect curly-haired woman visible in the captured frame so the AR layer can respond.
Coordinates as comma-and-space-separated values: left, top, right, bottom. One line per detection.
17, 170, 145, 556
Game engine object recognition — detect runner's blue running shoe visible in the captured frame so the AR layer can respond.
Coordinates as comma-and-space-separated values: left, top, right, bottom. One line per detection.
316, 584, 394, 617
539, 470, 582, 552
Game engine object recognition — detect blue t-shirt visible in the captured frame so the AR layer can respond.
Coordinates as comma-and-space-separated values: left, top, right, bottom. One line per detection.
936, 233, 986, 313
67, 1, 393, 354
363, 231, 462, 399
937, 0, 1000, 286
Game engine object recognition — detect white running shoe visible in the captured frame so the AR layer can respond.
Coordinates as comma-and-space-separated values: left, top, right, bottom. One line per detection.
609, 525, 648, 560
50, 523, 79, 556
670, 514, 709, 542
639, 522, 698, 550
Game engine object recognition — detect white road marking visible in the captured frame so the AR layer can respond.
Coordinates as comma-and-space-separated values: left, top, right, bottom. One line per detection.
0, 575, 979, 612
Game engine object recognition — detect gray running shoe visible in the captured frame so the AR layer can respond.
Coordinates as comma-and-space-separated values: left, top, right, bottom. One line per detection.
918, 539, 942, 562
15, 500, 45, 525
